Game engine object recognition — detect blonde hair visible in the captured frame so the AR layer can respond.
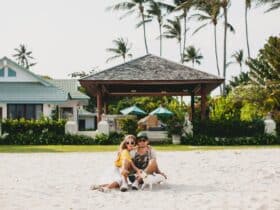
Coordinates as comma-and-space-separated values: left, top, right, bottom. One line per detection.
119, 134, 136, 151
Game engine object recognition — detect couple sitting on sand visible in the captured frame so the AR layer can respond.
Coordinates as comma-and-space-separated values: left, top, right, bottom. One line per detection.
91, 133, 166, 192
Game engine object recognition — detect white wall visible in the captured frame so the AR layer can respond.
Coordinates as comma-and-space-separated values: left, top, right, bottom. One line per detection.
0, 103, 7, 119
58, 100, 80, 121
43, 104, 56, 118
0, 61, 39, 83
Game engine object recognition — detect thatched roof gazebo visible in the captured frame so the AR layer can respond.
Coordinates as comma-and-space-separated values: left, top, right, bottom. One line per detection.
80, 54, 224, 122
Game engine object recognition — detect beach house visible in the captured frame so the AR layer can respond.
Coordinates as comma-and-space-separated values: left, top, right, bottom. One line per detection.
0, 57, 95, 130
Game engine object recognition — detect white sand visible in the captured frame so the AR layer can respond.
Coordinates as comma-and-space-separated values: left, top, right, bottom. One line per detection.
1, 149, 280, 210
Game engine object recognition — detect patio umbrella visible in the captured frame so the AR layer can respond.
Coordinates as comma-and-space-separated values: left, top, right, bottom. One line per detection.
149, 106, 173, 117
120, 105, 146, 116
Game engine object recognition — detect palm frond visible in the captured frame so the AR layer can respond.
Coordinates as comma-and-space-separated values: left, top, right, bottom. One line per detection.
106, 55, 122, 63
107, 2, 136, 12
192, 23, 208, 35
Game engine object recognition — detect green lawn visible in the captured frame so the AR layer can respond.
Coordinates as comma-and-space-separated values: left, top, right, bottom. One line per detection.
0, 145, 279, 153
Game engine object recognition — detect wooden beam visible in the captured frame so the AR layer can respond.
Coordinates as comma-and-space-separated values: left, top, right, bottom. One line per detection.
103, 95, 108, 114
108, 92, 190, 96
191, 92, 195, 122
96, 87, 103, 122
201, 84, 207, 121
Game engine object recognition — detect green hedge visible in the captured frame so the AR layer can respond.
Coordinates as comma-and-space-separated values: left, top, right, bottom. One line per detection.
181, 134, 280, 145
1, 118, 66, 135
0, 131, 124, 145
193, 119, 264, 137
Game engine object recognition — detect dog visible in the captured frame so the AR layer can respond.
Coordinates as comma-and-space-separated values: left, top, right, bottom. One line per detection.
139, 171, 166, 190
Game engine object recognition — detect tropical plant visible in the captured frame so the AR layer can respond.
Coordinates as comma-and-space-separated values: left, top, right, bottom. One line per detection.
175, 0, 192, 63
166, 114, 184, 136
183, 45, 203, 67
68, 67, 97, 78
106, 37, 133, 63
145, 1, 173, 56
13, 44, 36, 70
109, 0, 150, 54
257, 0, 280, 12
182, 0, 233, 95
246, 36, 280, 106
228, 49, 244, 72
191, 0, 221, 78
225, 72, 250, 93
163, 17, 183, 62
245, 0, 252, 58
220, 0, 231, 95
163, 0, 195, 63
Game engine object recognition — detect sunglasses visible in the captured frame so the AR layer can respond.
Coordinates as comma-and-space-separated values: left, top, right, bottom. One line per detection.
126, 141, 135, 145
138, 138, 147, 142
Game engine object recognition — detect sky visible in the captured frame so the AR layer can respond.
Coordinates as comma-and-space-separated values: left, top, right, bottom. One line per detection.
0, 0, 279, 94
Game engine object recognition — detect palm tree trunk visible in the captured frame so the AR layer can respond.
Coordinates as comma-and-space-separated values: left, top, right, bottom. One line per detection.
214, 25, 222, 95
141, 11, 149, 54
222, 6, 228, 95
25, 59, 29, 69
179, 39, 183, 63
183, 10, 187, 63
159, 23, 162, 56
245, 6, 251, 58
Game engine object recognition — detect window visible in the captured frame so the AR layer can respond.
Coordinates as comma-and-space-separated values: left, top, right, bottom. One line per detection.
8, 68, 16, 77
0, 68, 4, 77
7, 104, 43, 120
60, 107, 73, 120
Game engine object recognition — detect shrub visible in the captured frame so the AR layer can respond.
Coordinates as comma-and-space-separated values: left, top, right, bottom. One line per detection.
1, 118, 66, 135
181, 134, 280, 145
166, 115, 184, 136
108, 132, 124, 145
193, 119, 264, 138
118, 117, 138, 135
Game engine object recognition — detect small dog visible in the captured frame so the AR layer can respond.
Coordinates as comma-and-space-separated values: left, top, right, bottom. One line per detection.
139, 171, 166, 190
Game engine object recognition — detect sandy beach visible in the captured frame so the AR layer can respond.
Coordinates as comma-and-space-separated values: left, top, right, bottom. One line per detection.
1, 149, 280, 210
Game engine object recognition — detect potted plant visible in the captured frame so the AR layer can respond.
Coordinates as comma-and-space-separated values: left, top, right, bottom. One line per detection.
166, 115, 184, 144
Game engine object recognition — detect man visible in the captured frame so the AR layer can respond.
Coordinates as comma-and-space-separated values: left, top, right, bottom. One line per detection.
128, 132, 167, 190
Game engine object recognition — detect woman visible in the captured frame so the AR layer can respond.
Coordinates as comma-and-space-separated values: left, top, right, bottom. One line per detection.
90, 134, 139, 192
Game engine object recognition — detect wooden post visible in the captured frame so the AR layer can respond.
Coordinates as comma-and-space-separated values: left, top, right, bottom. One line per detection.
191, 92, 195, 122
201, 85, 207, 121
103, 96, 108, 114
96, 88, 103, 122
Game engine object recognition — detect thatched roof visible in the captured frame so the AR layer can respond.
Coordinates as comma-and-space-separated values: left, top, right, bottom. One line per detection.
82, 54, 223, 81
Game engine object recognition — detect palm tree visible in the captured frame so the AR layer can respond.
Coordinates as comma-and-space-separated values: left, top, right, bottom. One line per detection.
183, 45, 203, 67
162, 0, 194, 62
163, 17, 183, 62
220, 0, 231, 95
145, 1, 173, 56
109, 0, 150, 54
13, 44, 36, 70
257, 0, 280, 12
229, 49, 244, 72
245, 0, 251, 58
191, 0, 221, 80
106, 37, 133, 63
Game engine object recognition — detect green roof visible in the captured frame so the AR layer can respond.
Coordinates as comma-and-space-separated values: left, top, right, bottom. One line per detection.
0, 83, 67, 103
47, 79, 89, 100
